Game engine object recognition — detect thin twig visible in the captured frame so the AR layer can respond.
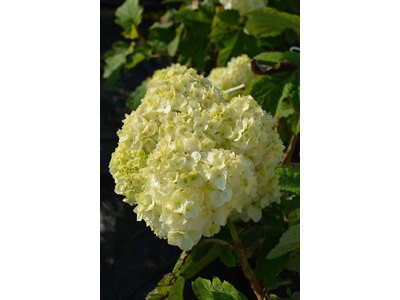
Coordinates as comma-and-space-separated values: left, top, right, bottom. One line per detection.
274, 119, 280, 133
197, 238, 232, 247
150, 53, 170, 58
227, 218, 265, 300
282, 133, 299, 165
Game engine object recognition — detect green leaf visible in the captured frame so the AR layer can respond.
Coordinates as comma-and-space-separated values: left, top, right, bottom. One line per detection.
251, 72, 292, 115
148, 10, 180, 52
276, 195, 300, 213
105, 66, 122, 87
145, 288, 163, 300
121, 23, 139, 39
168, 23, 184, 56
285, 250, 300, 273
180, 243, 223, 279
212, 7, 239, 28
150, 21, 173, 29
257, 34, 287, 49
148, 27, 176, 52
176, 2, 214, 71
211, 279, 237, 300
259, 255, 289, 282
211, 8, 262, 67
237, 292, 248, 300
255, 226, 287, 281
216, 9, 240, 26
209, 8, 238, 42
276, 117, 291, 143
275, 165, 300, 195
192, 277, 248, 300
250, 59, 299, 117
287, 111, 300, 134
240, 225, 265, 248
146, 273, 185, 300
241, 32, 265, 58
178, 33, 209, 71
147, 238, 228, 299
115, 0, 143, 37
266, 225, 300, 260
262, 275, 291, 292
150, 9, 177, 30
287, 210, 300, 228
244, 75, 262, 96
254, 51, 300, 67
162, 8, 178, 20
284, 70, 300, 112
176, 6, 213, 27
172, 251, 188, 273
126, 77, 150, 111
103, 41, 135, 79
166, 276, 185, 300
220, 246, 237, 268
275, 99, 295, 120
177, 6, 213, 71
192, 277, 213, 300
216, 32, 241, 67
124, 44, 152, 71
269, 0, 300, 15
290, 292, 300, 300
246, 7, 300, 38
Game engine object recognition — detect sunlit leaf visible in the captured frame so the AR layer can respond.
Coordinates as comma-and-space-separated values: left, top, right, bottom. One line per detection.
103, 41, 135, 79
276, 166, 300, 195
266, 225, 300, 260
124, 44, 152, 71
115, 0, 143, 28
254, 51, 300, 67
285, 250, 300, 273
246, 7, 300, 38
168, 24, 184, 56
192, 277, 248, 300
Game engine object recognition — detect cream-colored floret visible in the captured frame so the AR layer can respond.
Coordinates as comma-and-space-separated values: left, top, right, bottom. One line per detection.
109, 64, 284, 250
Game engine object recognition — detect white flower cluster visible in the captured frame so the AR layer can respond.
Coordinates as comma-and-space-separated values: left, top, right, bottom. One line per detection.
109, 64, 284, 250
207, 55, 257, 96
219, 0, 266, 16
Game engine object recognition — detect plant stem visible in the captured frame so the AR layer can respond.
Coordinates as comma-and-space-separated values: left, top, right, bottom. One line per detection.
197, 238, 231, 247
227, 218, 240, 244
282, 133, 299, 165
274, 119, 280, 133
227, 218, 265, 300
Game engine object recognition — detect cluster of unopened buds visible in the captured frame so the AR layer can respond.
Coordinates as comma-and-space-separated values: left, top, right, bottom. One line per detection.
110, 64, 284, 250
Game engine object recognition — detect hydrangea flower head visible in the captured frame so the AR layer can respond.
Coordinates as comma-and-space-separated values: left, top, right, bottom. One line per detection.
207, 55, 258, 97
109, 64, 284, 250
219, 0, 266, 16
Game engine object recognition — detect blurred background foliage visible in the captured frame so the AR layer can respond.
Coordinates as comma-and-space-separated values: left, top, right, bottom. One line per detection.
101, 0, 300, 299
